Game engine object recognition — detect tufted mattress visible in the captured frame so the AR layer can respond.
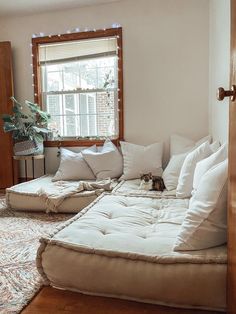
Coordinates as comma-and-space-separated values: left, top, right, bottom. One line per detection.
6, 175, 105, 213
37, 193, 226, 311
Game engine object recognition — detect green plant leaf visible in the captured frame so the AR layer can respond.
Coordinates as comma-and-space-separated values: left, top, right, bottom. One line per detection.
3, 122, 18, 132
1, 114, 13, 122
2, 97, 51, 139
34, 133, 44, 142
32, 126, 49, 133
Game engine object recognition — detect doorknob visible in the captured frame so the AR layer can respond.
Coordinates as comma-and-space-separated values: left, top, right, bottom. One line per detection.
217, 85, 236, 101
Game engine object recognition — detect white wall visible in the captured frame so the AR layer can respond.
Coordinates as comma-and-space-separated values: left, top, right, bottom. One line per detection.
209, 0, 230, 143
0, 0, 210, 175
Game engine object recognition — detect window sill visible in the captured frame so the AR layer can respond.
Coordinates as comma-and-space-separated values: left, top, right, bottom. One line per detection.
44, 138, 123, 147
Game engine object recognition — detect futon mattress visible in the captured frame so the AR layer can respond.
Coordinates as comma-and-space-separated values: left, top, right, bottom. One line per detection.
37, 193, 226, 311
6, 175, 102, 213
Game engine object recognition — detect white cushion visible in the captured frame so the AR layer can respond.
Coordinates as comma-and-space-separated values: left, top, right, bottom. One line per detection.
176, 142, 212, 198
210, 141, 221, 153
174, 159, 228, 251
162, 153, 187, 191
193, 143, 227, 192
170, 134, 211, 156
120, 141, 163, 180
53, 146, 96, 181
82, 139, 123, 179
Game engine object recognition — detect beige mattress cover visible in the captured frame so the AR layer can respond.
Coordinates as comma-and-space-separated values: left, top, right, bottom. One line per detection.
37, 193, 226, 311
6, 175, 105, 213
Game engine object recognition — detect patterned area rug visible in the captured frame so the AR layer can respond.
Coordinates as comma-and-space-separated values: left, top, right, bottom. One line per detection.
0, 197, 73, 314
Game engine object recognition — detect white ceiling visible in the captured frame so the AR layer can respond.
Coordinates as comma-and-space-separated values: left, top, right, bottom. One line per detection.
0, 0, 120, 17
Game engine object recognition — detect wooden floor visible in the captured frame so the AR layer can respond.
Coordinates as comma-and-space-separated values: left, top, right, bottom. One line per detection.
21, 287, 221, 314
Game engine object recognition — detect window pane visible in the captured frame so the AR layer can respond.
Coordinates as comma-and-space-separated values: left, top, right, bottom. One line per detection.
65, 94, 75, 112
80, 67, 97, 89
43, 66, 63, 92
79, 94, 87, 114
96, 91, 116, 137
80, 115, 89, 137
63, 63, 79, 90
65, 115, 78, 137
88, 95, 97, 135
47, 95, 61, 115
98, 67, 115, 89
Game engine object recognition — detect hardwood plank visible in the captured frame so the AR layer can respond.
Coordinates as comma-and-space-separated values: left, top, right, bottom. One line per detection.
22, 287, 221, 314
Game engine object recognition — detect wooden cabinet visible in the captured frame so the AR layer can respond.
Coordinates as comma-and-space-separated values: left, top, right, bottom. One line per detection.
0, 41, 16, 188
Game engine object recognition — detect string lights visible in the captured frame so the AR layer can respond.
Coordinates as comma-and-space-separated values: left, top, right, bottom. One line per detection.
31, 23, 121, 39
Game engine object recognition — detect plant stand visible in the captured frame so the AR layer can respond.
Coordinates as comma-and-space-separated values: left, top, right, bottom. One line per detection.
13, 155, 46, 182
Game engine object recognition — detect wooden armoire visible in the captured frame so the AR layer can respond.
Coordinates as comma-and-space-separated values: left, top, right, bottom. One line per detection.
0, 41, 16, 189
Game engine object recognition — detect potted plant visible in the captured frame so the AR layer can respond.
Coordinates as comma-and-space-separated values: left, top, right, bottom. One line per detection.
1, 97, 51, 156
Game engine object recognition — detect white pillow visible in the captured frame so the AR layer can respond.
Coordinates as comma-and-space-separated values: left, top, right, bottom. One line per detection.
193, 143, 227, 192
210, 141, 221, 153
174, 159, 228, 251
82, 139, 123, 179
120, 141, 163, 180
176, 142, 212, 198
162, 153, 187, 191
163, 138, 213, 192
170, 134, 211, 156
52, 146, 96, 181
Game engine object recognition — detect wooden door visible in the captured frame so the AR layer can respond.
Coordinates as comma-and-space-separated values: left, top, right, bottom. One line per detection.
228, 0, 236, 312
0, 42, 14, 188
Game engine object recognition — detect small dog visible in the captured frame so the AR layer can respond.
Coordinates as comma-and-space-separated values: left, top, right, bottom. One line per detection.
140, 173, 165, 192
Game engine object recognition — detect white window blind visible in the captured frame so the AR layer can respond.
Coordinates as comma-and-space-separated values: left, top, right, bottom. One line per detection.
39, 37, 119, 139
39, 38, 117, 64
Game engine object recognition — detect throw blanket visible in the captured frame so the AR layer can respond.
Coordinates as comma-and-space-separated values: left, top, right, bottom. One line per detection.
38, 180, 111, 213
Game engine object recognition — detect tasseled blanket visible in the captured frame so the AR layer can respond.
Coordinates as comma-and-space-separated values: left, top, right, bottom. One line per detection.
37, 179, 111, 213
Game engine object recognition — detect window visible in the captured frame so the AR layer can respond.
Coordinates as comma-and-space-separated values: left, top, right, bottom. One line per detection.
32, 28, 123, 146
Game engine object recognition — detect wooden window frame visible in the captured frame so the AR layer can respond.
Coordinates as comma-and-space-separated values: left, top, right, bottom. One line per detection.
32, 27, 124, 147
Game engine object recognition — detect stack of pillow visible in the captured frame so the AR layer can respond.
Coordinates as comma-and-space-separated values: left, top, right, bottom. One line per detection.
53, 139, 163, 182
162, 134, 228, 251
53, 139, 123, 181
